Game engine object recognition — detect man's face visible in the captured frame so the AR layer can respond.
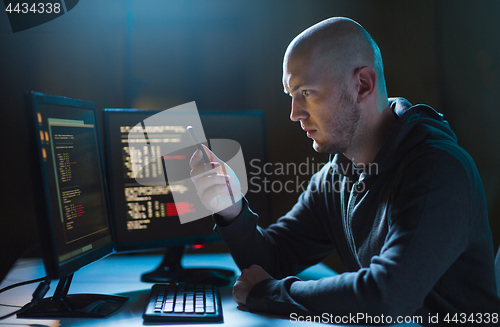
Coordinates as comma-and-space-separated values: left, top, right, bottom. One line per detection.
282, 52, 361, 155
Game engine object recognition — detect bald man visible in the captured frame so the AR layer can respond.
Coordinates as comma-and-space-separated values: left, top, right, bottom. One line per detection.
190, 17, 500, 325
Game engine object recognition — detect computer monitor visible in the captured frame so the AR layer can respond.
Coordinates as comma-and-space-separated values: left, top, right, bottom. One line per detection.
102, 108, 270, 285
19, 91, 127, 318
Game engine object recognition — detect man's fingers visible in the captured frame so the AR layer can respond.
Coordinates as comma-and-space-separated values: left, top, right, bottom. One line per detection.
188, 145, 242, 215
192, 172, 233, 206
190, 160, 219, 179
188, 144, 219, 168
189, 149, 216, 169
201, 144, 217, 162
192, 174, 227, 193
232, 280, 247, 307
199, 183, 234, 206
231, 266, 271, 308
189, 148, 203, 169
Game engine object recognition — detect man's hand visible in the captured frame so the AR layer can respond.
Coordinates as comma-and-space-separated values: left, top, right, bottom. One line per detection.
233, 264, 273, 307
189, 145, 242, 221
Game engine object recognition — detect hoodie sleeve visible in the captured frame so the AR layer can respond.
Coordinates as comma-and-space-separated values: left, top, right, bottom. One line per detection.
214, 164, 336, 279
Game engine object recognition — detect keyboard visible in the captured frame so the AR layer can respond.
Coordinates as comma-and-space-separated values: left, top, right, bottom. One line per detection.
143, 283, 223, 323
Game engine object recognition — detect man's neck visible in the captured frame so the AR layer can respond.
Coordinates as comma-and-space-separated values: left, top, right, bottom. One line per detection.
345, 104, 396, 168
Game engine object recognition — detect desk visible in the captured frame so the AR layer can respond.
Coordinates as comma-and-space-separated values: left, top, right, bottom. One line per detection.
0, 254, 419, 326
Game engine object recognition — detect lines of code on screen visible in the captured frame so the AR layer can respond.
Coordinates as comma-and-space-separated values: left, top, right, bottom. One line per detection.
120, 125, 197, 231
49, 120, 108, 245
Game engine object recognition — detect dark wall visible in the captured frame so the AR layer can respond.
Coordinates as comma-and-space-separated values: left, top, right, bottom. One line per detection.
1, 0, 498, 279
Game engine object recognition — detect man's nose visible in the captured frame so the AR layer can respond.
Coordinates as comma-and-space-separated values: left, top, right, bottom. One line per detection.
290, 97, 309, 122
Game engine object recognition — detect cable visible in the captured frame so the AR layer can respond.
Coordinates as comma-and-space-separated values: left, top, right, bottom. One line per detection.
0, 277, 46, 295
0, 306, 24, 320
0, 277, 50, 320
17, 243, 40, 260
0, 243, 45, 320
6, 243, 41, 271
0, 304, 22, 308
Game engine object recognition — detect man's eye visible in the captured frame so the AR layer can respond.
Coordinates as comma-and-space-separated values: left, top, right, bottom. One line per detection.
302, 90, 311, 96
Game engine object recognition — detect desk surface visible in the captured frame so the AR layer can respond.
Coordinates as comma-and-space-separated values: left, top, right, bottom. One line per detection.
0, 253, 418, 326
0, 253, 335, 326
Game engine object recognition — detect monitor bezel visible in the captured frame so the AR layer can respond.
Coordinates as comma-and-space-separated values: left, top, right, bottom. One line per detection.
25, 91, 115, 279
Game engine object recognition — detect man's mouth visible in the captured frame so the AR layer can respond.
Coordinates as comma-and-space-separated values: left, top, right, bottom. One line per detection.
303, 127, 316, 138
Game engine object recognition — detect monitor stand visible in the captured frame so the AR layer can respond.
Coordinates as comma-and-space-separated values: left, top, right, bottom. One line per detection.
141, 245, 234, 286
17, 273, 128, 318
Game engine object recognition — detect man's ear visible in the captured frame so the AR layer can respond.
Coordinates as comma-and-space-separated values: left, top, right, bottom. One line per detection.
355, 66, 377, 103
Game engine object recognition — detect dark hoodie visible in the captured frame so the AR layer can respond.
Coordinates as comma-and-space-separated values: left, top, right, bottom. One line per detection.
215, 98, 500, 326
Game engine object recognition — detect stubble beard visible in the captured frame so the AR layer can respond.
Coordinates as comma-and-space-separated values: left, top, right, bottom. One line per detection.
313, 89, 360, 155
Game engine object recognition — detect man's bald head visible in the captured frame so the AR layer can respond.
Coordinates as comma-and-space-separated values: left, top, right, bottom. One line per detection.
284, 17, 386, 97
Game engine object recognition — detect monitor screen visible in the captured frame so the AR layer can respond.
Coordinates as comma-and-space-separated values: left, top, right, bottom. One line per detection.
102, 109, 270, 251
101, 108, 270, 283
26, 92, 114, 279
21, 91, 126, 318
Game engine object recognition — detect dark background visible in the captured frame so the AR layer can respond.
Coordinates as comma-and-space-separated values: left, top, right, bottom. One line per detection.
1, 0, 499, 280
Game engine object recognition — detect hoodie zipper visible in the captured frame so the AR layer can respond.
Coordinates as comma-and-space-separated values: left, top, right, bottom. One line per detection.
342, 180, 362, 269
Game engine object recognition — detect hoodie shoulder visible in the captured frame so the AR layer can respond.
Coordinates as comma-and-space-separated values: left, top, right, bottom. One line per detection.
375, 99, 459, 173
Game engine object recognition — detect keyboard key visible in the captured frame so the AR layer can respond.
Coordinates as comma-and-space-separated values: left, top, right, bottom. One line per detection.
163, 302, 174, 313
